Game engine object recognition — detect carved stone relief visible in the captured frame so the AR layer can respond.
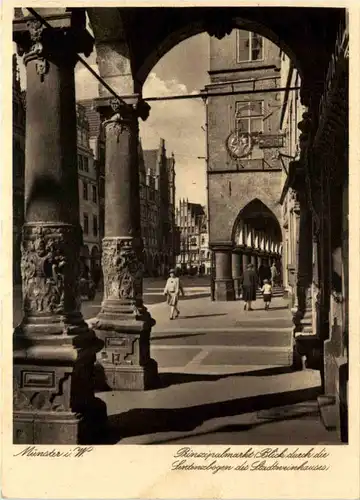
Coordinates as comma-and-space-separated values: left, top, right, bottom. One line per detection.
21, 223, 82, 316
101, 237, 144, 302
13, 373, 70, 412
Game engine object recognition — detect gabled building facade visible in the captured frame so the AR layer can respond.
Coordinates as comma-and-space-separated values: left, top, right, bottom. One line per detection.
141, 139, 177, 276
205, 30, 284, 300
175, 199, 211, 275
76, 103, 102, 284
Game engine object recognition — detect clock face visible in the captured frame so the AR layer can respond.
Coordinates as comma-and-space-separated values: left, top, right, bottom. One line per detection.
226, 131, 252, 159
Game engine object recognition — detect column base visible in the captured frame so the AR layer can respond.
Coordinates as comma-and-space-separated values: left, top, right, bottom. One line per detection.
318, 363, 348, 443
13, 323, 107, 445
14, 398, 107, 445
98, 357, 159, 391
214, 279, 235, 301
93, 304, 159, 391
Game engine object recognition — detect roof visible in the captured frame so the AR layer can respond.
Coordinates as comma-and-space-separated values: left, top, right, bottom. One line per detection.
78, 99, 101, 138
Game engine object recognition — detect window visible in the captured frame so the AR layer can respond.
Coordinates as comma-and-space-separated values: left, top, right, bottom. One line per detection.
201, 236, 205, 245
93, 215, 98, 237
83, 213, 89, 234
235, 101, 264, 135
83, 156, 89, 172
237, 31, 263, 62
78, 155, 83, 170
83, 181, 88, 200
92, 185, 97, 203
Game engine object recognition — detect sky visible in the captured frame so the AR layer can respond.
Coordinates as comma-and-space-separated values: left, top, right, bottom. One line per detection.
16, 27, 211, 206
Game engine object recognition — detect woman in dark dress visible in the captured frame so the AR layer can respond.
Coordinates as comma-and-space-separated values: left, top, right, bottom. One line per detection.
241, 263, 258, 311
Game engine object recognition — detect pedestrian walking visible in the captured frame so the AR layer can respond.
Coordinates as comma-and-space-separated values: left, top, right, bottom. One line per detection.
241, 263, 257, 311
163, 269, 185, 320
261, 278, 272, 310
270, 262, 278, 287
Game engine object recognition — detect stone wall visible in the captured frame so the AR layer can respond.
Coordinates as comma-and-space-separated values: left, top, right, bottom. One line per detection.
208, 170, 282, 242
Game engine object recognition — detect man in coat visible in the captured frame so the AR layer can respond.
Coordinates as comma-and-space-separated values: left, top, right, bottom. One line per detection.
241, 263, 258, 311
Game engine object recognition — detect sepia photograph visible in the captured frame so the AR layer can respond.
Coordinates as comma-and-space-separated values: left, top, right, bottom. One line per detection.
9, 4, 350, 451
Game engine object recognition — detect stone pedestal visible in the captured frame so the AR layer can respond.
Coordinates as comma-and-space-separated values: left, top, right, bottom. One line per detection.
13, 11, 106, 444
214, 247, 235, 301
232, 252, 243, 298
92, 97, 158, 390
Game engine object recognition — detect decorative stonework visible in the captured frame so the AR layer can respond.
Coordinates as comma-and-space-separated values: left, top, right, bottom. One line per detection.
13, 373, 70, 412
226, 131, 253, 159
101, 237, 144, 302
204, 16, 233, 40
100, 336, 138, 366
14, 9, 93, 81
103, 99, 135, 138
17, 19, 50, 80
103, 98, 151, 140
21, 223, 82, 317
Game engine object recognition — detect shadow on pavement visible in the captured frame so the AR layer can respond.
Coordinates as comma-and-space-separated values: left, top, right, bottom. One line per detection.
178, 313, 227, 319
148, 410, 322, 445
100, 385, 322, 444
151, 333, 205, 341
261, 306, 289, 311
158, 366, 295, 388
180, 293, 211, 301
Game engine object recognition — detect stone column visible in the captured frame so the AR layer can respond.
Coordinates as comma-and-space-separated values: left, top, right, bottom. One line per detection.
243, 252, 251, 271
214, 246, 235, 301
232, 251, 243, 298
251, 254, 257, 268
290, 201, 301, 316
13, 10, 106, 444
92, 97, 158, 390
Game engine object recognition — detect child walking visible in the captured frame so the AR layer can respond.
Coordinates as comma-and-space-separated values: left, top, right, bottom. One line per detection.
163, 269, 185, 320
261, 278, 272, 310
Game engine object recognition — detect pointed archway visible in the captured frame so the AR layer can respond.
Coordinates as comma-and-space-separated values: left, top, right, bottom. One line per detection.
231, 198, 283, 289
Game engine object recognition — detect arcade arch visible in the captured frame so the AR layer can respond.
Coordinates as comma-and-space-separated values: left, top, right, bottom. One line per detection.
231, 199, 283, 298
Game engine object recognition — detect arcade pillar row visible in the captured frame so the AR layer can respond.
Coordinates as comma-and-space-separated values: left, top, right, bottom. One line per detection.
212, 246, 282, 301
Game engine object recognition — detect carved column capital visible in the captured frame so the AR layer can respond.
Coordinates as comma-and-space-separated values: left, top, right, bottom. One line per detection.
13, 9, 93, 79
99, 96, 151, 138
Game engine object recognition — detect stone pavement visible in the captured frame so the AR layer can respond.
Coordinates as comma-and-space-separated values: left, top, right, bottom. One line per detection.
145, 294, 294, 370
12, 283, 340, 444
91, 293, 339, 445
